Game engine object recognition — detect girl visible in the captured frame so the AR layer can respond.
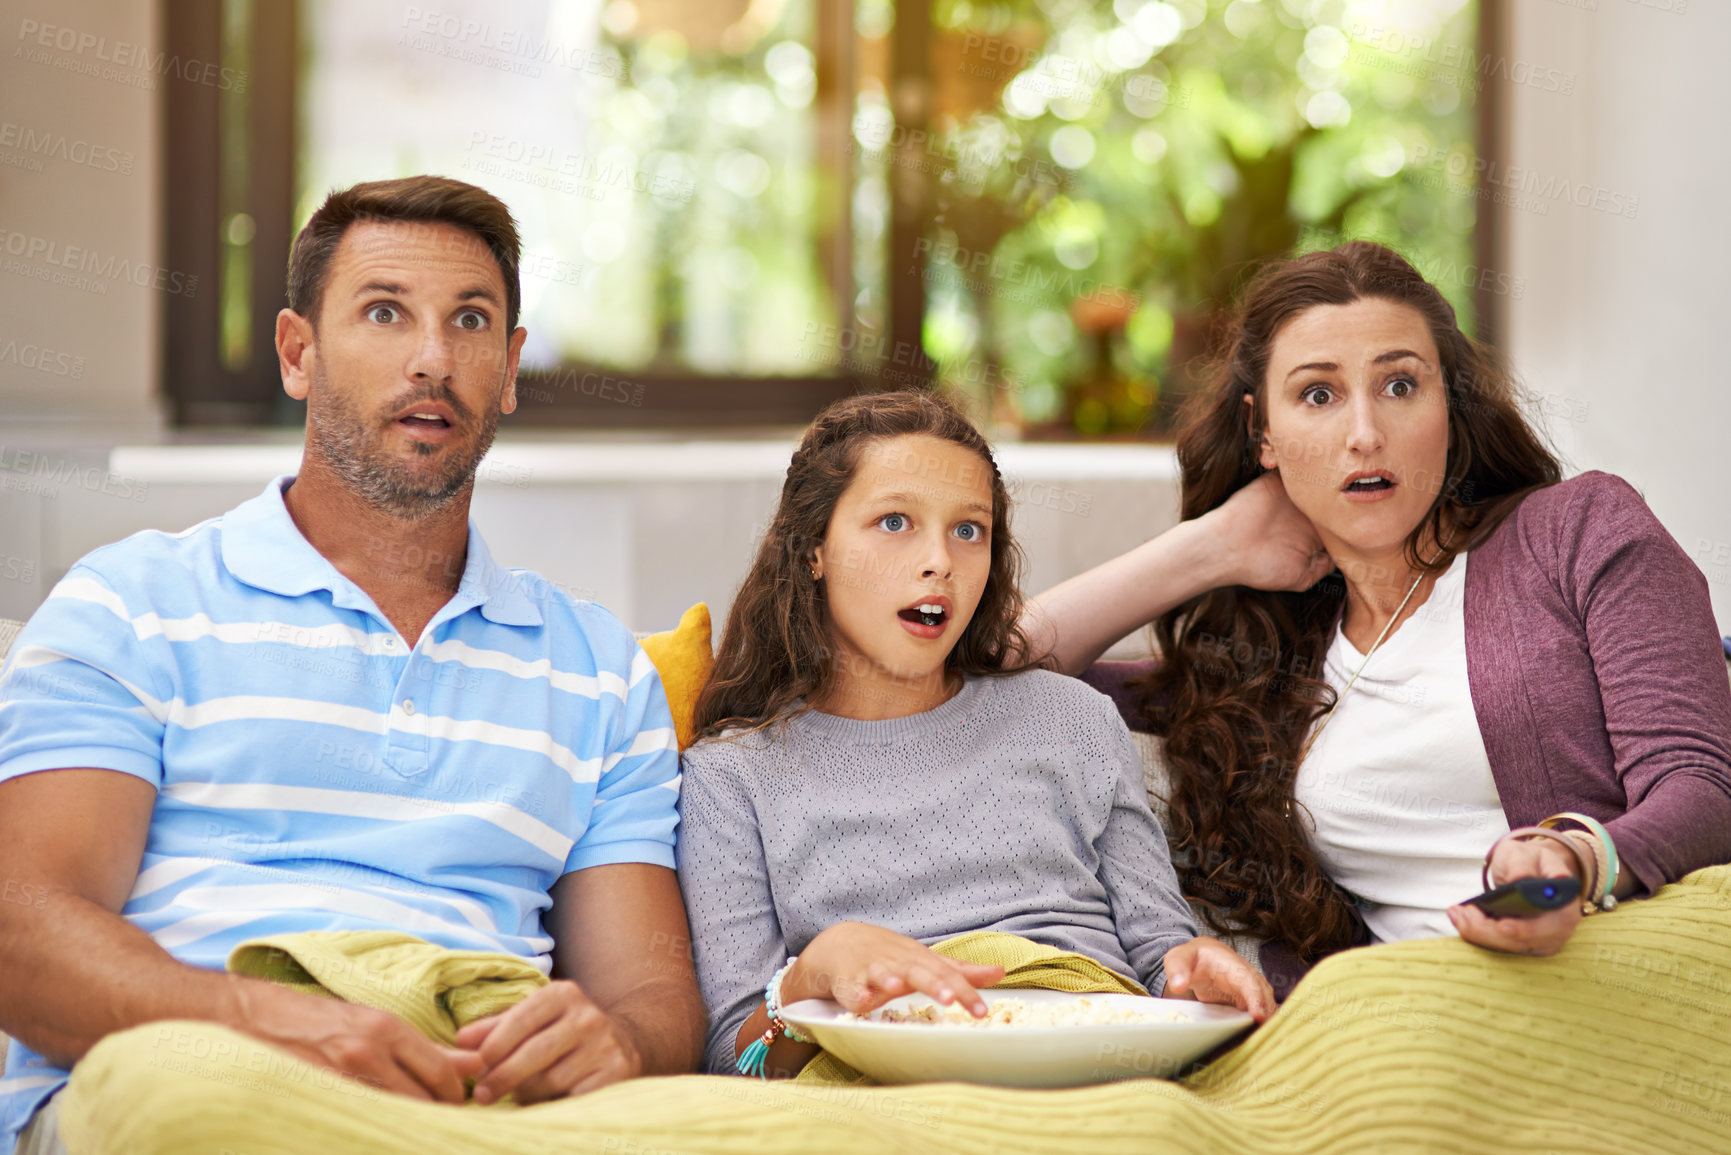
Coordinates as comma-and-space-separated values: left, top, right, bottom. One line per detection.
1024, 241, 1731, 983
677, 391, 1271, 1080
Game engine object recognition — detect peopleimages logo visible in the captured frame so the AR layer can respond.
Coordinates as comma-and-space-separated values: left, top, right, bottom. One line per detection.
0, 338, 84, 378
913, 237, 1141, 310
1346, 21, 1577, 95
399, 8, 629, 80
0, 447, 150, 502
1408, 146, 1639, 219
15, 19, 249, 92
0, 121, 134, 175
0, 228, 199, 297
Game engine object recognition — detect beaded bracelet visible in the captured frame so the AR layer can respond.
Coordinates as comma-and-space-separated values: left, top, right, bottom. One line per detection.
736, 955, 814, 1078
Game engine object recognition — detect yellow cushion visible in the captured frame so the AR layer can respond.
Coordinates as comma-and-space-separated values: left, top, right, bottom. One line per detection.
637, 602, 714, 750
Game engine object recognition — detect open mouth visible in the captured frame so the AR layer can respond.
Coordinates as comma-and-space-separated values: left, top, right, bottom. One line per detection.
897, 601, 949, 628
1342, 471, 1396, 494
397, 411, 452, 430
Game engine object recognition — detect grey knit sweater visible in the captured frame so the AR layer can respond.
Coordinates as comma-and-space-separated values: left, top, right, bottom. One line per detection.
676, 667, 1199, 1075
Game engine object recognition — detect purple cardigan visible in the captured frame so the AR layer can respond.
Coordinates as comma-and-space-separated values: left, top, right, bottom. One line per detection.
1086, 472, 1731, 974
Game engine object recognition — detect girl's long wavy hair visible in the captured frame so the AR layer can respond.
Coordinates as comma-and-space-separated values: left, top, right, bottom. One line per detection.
1139, 242, 1562, 961
693, 391, 1039, 742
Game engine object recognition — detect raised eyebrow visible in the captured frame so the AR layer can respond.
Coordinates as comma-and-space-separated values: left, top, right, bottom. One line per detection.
872, 491, 993, 518
1284, 351, 1431, 382
353, 283, 499, 311
456, 286, 501, 308
1373, 349, 1432, 368
1285, 360, 1338, 381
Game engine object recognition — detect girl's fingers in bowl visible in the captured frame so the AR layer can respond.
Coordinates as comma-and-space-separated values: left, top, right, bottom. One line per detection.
900, 962, 953, 1004
937, 963, 992, 1016
834, 967, 892, 1013
1211, 964, 1275, 1022
1240, 974, 1276, 1021
864, 961, 905, 994
906, 960, 991, 1016
1176, 939, 1273, 1021
956, 962, 1006, 987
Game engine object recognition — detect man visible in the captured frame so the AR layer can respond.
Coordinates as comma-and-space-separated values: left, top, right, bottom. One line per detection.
0, 176, 704, 1154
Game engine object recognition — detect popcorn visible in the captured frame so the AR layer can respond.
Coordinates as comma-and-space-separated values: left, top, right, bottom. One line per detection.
839, 996, 1181, 1028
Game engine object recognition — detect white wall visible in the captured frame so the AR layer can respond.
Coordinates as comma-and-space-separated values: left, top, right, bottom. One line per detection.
0, 0, 164, 432
0, 0, 164, 621
0, 441, 1180, 641
1502, 0, 1731, 636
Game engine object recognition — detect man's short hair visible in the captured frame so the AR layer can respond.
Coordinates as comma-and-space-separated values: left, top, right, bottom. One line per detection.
287, 175, 522, 331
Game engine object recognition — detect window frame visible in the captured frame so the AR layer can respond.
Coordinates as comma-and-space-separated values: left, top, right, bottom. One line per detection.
160, 0, 905, 429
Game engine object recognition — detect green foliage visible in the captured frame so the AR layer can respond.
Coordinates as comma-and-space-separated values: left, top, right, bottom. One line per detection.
921, 0, 1480, 435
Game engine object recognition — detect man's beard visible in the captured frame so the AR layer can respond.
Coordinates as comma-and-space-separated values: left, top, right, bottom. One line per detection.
304, 361, 503, 521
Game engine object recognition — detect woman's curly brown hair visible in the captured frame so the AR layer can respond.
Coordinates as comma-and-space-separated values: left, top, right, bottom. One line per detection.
1138, 242, 1562, 962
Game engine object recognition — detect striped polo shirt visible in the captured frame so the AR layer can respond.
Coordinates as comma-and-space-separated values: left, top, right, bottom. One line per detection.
0, 476, 680, 1148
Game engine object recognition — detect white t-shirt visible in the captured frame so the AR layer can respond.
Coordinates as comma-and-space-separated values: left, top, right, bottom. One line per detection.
1293, 552, 1509, 943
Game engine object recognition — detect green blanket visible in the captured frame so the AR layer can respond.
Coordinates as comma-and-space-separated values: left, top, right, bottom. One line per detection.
58, 866, 1731, 1153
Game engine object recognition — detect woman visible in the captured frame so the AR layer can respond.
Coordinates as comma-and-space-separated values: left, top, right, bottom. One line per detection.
1023, 241, 1731, 978
677, 391, 1270, 1081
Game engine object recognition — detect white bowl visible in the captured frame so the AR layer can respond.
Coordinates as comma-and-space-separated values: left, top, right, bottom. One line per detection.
781, 989, 1254, 1088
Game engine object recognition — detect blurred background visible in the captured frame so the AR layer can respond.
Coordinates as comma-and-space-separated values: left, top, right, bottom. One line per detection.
0, 0, 1725, 642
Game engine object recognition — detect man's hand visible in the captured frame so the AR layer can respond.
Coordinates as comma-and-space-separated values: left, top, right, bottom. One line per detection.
541, 864, 707, 1082
1447, 834, 1586, 956
455, 980, 639, 1104
231, 978, 483, 1103
1162, 936, 1275, 1023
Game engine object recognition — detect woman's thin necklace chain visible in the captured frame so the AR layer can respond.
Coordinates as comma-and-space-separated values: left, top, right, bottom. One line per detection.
1298, 550, 1444, 767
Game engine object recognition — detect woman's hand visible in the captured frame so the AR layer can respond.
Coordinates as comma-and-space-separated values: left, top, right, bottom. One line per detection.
1162, 936, 1275, 1023
1019, 467, 1333, 674
1202, 471, 1333, 593
1446, 836, 1586, 956
784, 922, 1006, 1018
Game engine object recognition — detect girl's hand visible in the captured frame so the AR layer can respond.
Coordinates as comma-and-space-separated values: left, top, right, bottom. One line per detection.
1446, 835, 1586, 956
1203, 471, 1333, 593
1162, 936, 1275, 1023
784, 922, 1006, 1018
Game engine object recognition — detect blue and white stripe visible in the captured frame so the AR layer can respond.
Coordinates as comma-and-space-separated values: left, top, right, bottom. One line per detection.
0, 477, 679, 1150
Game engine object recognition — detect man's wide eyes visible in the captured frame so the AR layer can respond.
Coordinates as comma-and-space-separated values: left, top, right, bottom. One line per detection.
363, 306, 489, 329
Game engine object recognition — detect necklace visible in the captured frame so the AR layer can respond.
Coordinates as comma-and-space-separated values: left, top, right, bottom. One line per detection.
1297, 547, 1446, 768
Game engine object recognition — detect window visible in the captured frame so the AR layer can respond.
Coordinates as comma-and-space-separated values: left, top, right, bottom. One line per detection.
854, 0, 1490, 437
163, 0, 1496, 435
